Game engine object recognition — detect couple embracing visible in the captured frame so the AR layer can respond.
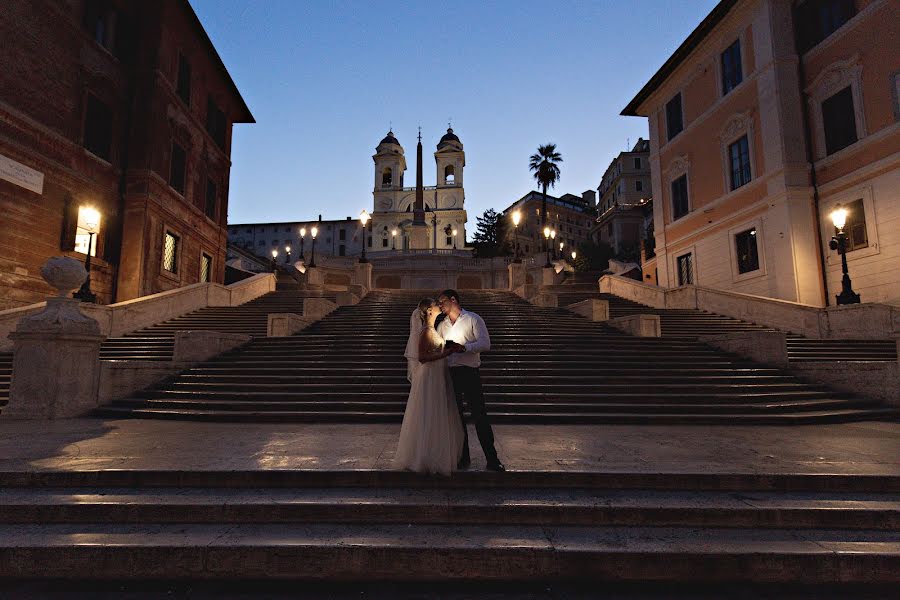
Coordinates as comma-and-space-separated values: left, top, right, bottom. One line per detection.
394, 289, 505, 475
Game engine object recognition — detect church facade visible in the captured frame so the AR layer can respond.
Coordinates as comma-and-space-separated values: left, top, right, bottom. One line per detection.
368, 128, 469, 253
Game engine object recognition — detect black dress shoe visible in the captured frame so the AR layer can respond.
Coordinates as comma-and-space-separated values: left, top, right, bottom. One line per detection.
486, 460, 506, 472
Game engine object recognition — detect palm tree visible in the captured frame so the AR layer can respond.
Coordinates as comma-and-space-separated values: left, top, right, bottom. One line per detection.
528, 144, 563, 254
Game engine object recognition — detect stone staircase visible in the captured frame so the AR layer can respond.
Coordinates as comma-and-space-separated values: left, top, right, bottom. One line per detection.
0, 352, 10, 412
551, 284, 898, 363
96, 289, 896, 423
0, 469, 896, 582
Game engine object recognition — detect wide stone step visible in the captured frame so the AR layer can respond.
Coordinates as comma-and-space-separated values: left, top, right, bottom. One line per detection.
95, 406, 898, 424
3, 487, 895, 529
2, 522, 896, 582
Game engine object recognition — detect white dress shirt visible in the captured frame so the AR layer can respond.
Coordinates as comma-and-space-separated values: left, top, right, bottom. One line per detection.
438, 309, 491, 368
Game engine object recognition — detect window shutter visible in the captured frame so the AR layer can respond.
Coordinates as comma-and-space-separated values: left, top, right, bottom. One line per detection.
60, 196, 78, 251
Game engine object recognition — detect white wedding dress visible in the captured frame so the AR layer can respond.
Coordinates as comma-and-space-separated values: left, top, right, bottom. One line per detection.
394, 327, 465, 476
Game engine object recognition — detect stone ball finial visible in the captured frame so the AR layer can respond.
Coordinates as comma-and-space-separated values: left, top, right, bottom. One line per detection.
41, 257, 88, 297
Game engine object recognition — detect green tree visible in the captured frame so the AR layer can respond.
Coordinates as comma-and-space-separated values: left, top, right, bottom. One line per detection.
472, 208, 509, 258
573, 239, 614, 273
528, 144, 563, 252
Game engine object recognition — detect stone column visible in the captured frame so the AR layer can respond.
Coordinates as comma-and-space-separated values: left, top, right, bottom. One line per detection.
355, 261, 373, 293
4, 257, 106, 419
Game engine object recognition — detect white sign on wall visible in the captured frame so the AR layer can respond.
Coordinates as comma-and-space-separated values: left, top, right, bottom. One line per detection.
0, 152, 44, 195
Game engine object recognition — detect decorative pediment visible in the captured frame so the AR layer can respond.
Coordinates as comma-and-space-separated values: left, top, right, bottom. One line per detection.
806, 55, 862, 98
719, 111, 753, 141
664, 155, 690, 176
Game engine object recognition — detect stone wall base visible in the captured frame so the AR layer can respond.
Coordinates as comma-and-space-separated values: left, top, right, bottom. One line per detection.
791, 362, 900, 407
567, 299, 610, 322
698, 331, 789, 367
609, 314, 661, 337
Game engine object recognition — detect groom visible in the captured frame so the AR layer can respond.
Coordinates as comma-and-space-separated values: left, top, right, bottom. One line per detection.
437, 289, 505, 472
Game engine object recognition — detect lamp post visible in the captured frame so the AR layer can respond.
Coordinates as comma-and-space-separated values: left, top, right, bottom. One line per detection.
559, 240, 564, 258
829, 205, 861, 305
543, 226, 552, 268
309, 226, 318, 268
359, 209, 370, 263
452, 228, 458, 250
571, 250, 577, 264
299, 227, 306, 261
271, 248, 278, 271
511, 209, 522, 263
550, 228, 557, 260
73, 206, 100, 303
391, 228, 397, 251
285, 245, 291, 265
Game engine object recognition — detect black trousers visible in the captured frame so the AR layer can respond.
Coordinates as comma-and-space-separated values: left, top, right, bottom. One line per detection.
449, 366, 498, 464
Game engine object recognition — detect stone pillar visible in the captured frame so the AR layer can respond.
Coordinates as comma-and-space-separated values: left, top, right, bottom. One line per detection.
508, 262, 525, 291
354, 262, 373, 292
4, 257, 105, 419
542, 267, 560, 286
306, 267, 324, 288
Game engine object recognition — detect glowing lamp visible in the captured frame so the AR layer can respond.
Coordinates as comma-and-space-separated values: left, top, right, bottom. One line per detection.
511, 210, 522, 227
360, 209, 370, 226
311, 226, 318, 239
81, 206, 101, 233
830, 205, 848, 231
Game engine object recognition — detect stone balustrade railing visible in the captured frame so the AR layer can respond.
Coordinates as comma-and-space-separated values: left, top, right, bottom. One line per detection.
0, 272, 276, 351
598, 274, 898, 339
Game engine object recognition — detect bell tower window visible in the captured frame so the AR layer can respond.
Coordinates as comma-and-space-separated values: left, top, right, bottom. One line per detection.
382, 167, 392, 188
444, 164, 455, 184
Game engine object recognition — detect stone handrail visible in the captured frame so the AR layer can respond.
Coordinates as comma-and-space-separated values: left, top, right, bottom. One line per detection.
598, 274, 898, 339
0, 272, 276, 351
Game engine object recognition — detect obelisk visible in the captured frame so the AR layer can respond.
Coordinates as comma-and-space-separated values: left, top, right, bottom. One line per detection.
409, 127, 429, 249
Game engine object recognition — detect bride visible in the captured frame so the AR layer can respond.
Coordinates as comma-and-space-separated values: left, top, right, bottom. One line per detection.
394, 298, 465, 475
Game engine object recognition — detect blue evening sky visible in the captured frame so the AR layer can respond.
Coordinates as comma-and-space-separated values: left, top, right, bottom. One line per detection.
190, 0, 718, 230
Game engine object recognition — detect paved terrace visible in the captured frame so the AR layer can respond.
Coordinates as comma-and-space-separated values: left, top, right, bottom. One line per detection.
0, 419, 896, 475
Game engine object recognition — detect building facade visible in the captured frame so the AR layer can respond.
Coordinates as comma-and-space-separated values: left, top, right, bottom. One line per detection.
369, 129, 469, 253
228, 216, 366, 263
622, 0, 899, 306
592, 138, 652, 259
0, 0, 253, 310
500, 190, 597, 259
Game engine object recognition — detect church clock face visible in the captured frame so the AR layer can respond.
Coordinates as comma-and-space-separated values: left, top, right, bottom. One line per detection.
377, 198, 392, 210
444, 194, 458, 208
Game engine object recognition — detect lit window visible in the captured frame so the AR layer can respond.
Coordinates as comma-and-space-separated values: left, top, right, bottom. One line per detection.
200, 253, 212, 282
163, 231, 179, 273
735, 228, 759, 274
838, 199, 868, 252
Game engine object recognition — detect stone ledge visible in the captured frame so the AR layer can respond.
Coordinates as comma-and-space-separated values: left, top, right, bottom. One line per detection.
697, 331, 788, 367
791, 361, 900, 407
566, 299, 609, 322
608, 314, 661, 337
532, 293, 558, 308
304, 298, 338, 319
173, 331, 251, 364
267, 313, 313, 337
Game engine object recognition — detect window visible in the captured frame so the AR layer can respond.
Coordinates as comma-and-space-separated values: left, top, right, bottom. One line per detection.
796, 0, 856, 53
245, 228, 252, 233
382, 237, 388, 247
339, 245, 345, 256
367, 236, 372, 248
677, 253, 693, 285
339, 229, 346, 241
635, 180, 643, 192
382, 168, 392, 187
83, 94, 113, 161
285, 227, 291, 232
671, 174, 689, 220
163, 231, 179, 273
74, 206, 101, 256
446, 236, 452, 246
728, 135, 752, 190
838, 198, 868, 252
634, 157, 642, 170
169, 142, 186, 195
721, 39, 743, 95
176, 54, 191, 106
666, 93, 683, 140
204, 178, 217, 220
272, 239, 279, 246
257, 240, 264, 246
83, 0, 117, 52
206, 97, 227, 149
445, 164, 455, 184
200, 253, 212, 283
735, 228, 759, 274
822, 86, 858, 155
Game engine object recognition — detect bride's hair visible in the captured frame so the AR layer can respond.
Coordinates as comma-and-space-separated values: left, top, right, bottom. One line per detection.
417, 297, 435, 325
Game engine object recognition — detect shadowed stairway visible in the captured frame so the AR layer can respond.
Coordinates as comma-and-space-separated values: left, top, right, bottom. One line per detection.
96, 289, 896, 424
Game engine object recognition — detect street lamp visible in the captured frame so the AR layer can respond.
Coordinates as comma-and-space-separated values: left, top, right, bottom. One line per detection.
511, 209, 522, 263
271, 248, 278, 271
73, 206, 100, 303
543, 226, 552, 268
359, 209, 371, 263
309, 225, 318, 268
550, 228, 557, 259
299, 226, 306, 261
452, 228, 458, 250
391, 228, 397, 251
829, 204, 860, 305
571, 250, 577, 262
285, 245, 291, 265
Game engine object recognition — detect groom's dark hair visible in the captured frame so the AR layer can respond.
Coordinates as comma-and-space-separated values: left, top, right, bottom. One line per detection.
440, 289, 461, 305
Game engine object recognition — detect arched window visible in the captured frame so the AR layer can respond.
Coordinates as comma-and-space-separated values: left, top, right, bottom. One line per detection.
444, 164, 455, 184
382, 167, 392, 187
